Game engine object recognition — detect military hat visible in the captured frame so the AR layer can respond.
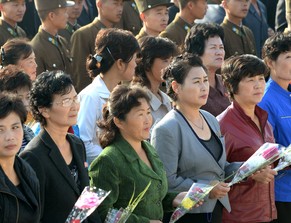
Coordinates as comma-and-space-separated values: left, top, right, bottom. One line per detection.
135, 0, 173, 13
35, 0, 75, 11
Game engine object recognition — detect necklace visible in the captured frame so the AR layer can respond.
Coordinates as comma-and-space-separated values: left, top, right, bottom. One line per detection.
187, 113, 204, 130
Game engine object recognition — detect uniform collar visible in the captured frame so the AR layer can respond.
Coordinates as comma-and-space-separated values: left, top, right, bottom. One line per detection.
223, 18, 245, 36
39, 27, 61, 47
93, 18, 107, 29
266, 77, 291, 98
175, 15, 193, 33
0, 19, 19, 37
149, 90, 171, 111
92, 75, 111, 99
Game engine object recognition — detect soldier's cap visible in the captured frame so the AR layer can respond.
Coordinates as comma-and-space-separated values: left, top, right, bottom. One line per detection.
135, 0, 173, 13
35, 0, 75, 11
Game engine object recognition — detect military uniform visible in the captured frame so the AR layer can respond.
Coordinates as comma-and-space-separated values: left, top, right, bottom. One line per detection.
70, 18, 106, 92
116, 1, 142, 35
221, 18, 257, 59
0, 19, 26, 47
159, 14, 192, 51
31, 28, 73, 75
32, 0, 74, 75
59, 22, 81, 44
135, 27, 149, 41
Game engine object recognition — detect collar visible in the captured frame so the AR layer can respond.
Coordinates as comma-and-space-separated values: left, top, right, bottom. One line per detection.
93, 18, 107, 29
266, 77, 291, 98
223, 18, 245, 36
65, 22, 80, 34
232, 99, 268, 129
210, 74, 226, 95
0, 19, 18, 37
39, 28, 60, 47
149, 90, 171, 111
92, 75, 111, 99
130, 1, 138, 12
175, 15, 193, 32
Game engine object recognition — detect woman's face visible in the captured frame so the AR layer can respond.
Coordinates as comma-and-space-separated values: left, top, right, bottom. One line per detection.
149, 57, 172, 84
0, 112, 23, 159
121, 53, 137, 81
44, 86, 80, 128
117, 98, 152, 142
269, 51, 291, 82
17, 52, 37, 81
234, 74, 266, 106
200, 36, 225, 71
15, 87, 30, 112
175, 66, 209, 108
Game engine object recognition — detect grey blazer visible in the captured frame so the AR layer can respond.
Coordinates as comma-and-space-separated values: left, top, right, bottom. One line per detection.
151, 109, 240, 213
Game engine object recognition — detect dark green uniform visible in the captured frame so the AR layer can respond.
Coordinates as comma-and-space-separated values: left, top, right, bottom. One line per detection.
135, 27, 149, 41
59, 22, 81, 44
0, 19, 26, 47
70, 18, 106, 92
116, 1, 142, 35
159, 14, 192, 51
221, 18, 257, 59
31, 28, 73, 75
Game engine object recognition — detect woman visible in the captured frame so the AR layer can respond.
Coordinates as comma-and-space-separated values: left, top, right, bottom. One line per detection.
20, 71, 101, 223
132, 36, 177, 126
217, 54, 277, 223
184, 23, 230, 116
0, 93, 40, 223
78, 28, 139, 165
259, 33, 291, 223
0, 38, 37, 80
151, 53, 240, 223
89, 84, 189, 223
0, 65, 34, 152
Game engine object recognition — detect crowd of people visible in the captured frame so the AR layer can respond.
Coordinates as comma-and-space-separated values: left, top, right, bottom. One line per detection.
0, 0, 291, 222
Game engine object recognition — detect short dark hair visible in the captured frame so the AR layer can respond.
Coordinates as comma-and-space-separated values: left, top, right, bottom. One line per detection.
86, 28, 140, 78
178, 0, 197, 9
0, 65, 32, 92
133, 36, 178, 89
0, 93, 27, 124
37, 8, 58, 22
163, 53, 207, 101
221, 54, 268, 99
98, 84, 150, 148
262, 32, 291, 61
184, 23, 224, 56
30, 70, 73, 126
0, 38, 33, 67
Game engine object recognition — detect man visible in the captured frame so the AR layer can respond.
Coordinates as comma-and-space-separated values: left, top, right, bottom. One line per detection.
0, 0, 26, 47
135, 0, 173, 40
31, 0, 74, 75
160, 0, 208, 50
59, 0, 84, 43
71, 0, 124, 92
221, 0, 256, 59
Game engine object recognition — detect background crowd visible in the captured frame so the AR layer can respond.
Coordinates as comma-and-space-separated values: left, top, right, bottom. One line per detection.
0, 0, 291, 222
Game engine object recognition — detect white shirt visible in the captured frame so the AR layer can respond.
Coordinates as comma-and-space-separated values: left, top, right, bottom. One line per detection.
77, 76, 110, 164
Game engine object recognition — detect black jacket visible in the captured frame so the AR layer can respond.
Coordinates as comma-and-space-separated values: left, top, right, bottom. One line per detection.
0, 156, 41, 223
20, 129, 101, 223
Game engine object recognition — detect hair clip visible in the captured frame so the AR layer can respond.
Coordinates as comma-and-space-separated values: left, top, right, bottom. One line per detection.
93, 54, 103, 68
106, 47, 115, 61
0, 47, 5, 65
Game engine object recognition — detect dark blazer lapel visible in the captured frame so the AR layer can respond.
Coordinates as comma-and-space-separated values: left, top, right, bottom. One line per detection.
39, 130, 79, 194
67, 134, 89, 192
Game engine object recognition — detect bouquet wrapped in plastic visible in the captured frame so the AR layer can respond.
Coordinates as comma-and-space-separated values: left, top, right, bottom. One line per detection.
274, 144, 291, 172
169, 181, 219, 223
104, 181, 151, 223
228, 143, 283, 187
66, 186, 111, 223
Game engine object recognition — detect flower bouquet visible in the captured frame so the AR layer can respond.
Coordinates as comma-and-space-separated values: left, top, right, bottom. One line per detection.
66, 186, 111, 223
228, 143, 283, 187
169, 181, 219, 223
104, 181, 151, 223
274, 144, 291, 172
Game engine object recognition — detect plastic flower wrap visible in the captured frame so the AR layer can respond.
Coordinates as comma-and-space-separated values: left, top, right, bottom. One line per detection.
66, 186, 111, 223
169, 181, 219, 223
104, 181, 151, 223
228, 143, 283, 187
274, 144, 291, 172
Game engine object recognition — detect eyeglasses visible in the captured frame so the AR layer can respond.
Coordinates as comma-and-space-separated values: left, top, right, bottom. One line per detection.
53, 97, 80, 107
